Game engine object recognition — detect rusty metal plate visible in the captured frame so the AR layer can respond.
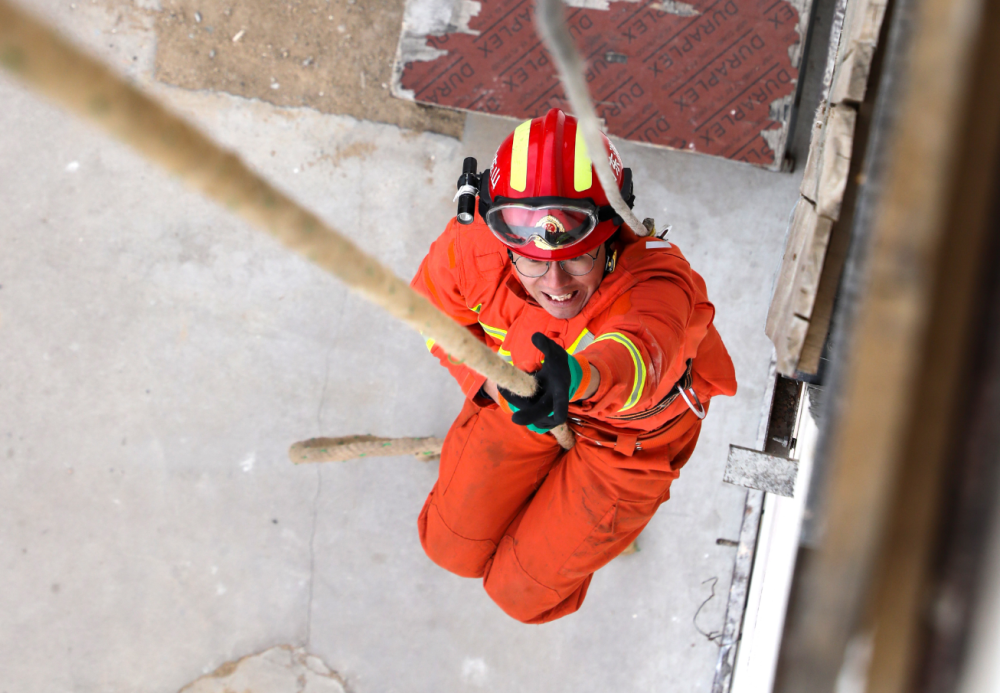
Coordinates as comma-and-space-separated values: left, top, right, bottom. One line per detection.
392, 0, 811, 169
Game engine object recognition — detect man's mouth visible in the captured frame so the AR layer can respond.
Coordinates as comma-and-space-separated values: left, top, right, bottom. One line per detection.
542, 290, 578, 304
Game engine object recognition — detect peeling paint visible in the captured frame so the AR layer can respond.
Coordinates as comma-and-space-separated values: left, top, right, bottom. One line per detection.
768, 93, 796, 123
565, 0, 634, 9
404, 0, 482, 37
556, 0, 698, 14
392, 0, 481, 98
449, 0, 483, 35
395, 0, 806, 168
649, 0, 700, 16
760, 128, 785, 162
760, 93, 796, 159
392, 34, 448, 99
785, 0, 812, 66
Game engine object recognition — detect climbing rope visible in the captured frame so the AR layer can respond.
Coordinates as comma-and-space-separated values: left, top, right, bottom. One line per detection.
0, 0, 650, 461
0, 0, 576, 454
290, 436, 444, 464
535, 0, 648, 237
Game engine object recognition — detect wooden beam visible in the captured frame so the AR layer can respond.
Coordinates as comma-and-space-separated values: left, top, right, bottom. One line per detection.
774, 0, 1000, 686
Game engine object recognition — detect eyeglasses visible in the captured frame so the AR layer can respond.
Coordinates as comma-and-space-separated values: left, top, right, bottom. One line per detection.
510, 249, 600, 278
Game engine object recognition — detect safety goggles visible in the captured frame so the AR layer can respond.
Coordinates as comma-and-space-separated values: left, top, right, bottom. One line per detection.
483, 197, 604, 252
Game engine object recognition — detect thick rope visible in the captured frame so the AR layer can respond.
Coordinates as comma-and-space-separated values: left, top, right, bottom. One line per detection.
0, 0, 575, 451
290, 436, 445, 464
535, 0, 647, 236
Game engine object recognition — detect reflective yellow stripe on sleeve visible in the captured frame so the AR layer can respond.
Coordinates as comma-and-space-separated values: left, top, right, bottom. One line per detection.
478, 319, 511, 360
478, 320, 508, 343
592, 332, 647, 412
510, 120, 532, 192
424, 337, 436, 352
573, 126, 593, 192
567, 328, 595, 355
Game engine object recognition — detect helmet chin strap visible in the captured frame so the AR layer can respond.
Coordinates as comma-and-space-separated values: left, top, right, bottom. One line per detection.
604, 239, 618, 274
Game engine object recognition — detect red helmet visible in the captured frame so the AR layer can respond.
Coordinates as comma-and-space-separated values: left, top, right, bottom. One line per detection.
479, 109, 634, 261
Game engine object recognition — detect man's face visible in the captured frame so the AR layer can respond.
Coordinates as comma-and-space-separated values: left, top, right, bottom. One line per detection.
512, 244, 606, 320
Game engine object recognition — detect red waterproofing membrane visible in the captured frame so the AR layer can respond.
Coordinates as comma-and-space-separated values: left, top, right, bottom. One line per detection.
399, 0, 802, 168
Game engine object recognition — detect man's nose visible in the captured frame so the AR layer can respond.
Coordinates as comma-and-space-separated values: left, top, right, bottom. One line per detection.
541, 262, 573, 288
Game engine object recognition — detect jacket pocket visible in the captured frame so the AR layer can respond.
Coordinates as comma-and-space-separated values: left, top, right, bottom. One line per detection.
439, 404, 481, 496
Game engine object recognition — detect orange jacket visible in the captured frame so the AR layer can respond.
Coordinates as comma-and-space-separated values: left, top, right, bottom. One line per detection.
410, 215, 737, 434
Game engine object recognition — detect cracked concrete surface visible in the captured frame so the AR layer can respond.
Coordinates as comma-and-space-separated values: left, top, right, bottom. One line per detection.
1, 1, 805, 691
179, 645, 347, 693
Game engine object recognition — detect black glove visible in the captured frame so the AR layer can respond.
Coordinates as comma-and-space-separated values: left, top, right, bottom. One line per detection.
499, 333, 584, 433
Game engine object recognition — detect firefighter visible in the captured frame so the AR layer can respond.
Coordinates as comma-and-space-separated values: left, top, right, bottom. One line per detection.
410, 108, 737, 624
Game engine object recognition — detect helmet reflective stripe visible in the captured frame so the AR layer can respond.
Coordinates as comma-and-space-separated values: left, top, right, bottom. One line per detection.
487, 109, 629, 262
593, 332, 647, 411
573, 127, 593, 192
509, 120, 532, 192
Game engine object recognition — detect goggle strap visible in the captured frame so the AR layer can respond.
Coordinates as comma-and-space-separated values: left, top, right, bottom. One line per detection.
621, 168, 636, 208
597, 168, 635, 227
478, 169, 493, 219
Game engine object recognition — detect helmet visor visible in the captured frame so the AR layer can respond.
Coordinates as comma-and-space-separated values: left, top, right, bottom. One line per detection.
484, 200, 598, 252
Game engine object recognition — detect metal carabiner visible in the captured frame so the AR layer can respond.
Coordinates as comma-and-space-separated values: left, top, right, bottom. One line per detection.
678, 386, 706, 420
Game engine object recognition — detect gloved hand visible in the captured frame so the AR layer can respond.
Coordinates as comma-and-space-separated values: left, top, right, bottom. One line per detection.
498, 332, 589, 434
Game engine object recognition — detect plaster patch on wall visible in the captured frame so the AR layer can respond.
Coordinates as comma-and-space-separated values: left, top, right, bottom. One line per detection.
650, 0, 700, 15
393, 34, 449, 98
761, 125, 786, 157
180, 645, 347, 693
760, 93, 796, 160
785, 0, 812, 66
461, 657, 489, 687
449, 0, 483, 34
769, 93, 796, 123
392, 0, 481, 98
403, 0, 482, 35
563, 0, 696, 14
565, 0, 634, 10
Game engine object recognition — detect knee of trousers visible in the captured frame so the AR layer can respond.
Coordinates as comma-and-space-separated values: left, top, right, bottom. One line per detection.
483, 536, 589, 624
418, 494, 497, 579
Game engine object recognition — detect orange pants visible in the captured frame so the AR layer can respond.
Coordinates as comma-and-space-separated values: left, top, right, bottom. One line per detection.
418, 398, 703, 624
